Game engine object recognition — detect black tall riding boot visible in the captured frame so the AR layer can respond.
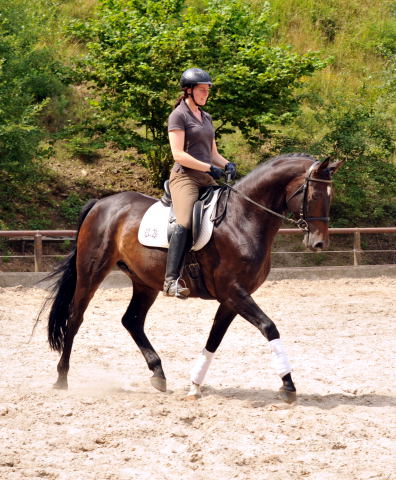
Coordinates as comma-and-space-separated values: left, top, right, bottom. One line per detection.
163, 224, 191, 299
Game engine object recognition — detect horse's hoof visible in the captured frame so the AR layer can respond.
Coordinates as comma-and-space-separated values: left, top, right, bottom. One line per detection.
185, 382, 201, 400
150, 376, 167, 392
279, 386, 296, 404
53, 380, 68, 390
185, 393, 201, 401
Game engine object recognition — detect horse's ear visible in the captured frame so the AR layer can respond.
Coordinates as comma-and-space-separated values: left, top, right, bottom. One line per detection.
328, 159, 344, 176
318, 157, 330, 170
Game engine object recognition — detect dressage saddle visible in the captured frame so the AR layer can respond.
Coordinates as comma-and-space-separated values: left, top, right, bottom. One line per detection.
160, 180, 222, 246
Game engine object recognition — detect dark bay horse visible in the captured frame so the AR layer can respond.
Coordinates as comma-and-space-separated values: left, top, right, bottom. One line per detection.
45, 153, 341, 402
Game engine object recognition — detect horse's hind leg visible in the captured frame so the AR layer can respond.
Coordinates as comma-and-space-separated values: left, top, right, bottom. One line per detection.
54, 272, 108, 389
187, 303, 236, 399
121, 282, 166, 392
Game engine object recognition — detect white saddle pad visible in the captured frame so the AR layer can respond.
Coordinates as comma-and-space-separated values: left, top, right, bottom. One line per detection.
138, 190, 220, 251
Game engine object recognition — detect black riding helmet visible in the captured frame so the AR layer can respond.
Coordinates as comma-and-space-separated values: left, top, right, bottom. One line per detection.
180, 68, 212, 106
180, 68, 213, 89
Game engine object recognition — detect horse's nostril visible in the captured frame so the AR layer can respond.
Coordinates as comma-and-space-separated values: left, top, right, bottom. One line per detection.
314, 242, 324, 250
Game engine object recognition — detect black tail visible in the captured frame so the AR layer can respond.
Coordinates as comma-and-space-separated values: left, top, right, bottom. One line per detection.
45, 199, 98, 352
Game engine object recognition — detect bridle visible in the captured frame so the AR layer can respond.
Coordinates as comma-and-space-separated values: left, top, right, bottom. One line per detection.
285, 161, 333, 231
224, 161, 333, 232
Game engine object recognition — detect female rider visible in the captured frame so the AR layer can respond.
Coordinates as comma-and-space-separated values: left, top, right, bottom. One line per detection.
163, 67, 237, 299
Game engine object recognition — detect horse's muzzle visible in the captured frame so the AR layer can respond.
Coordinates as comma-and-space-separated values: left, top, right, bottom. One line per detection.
303, 231, 329, 252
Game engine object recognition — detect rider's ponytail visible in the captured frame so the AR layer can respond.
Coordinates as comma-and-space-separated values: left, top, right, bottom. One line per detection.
174, 89, 189, 109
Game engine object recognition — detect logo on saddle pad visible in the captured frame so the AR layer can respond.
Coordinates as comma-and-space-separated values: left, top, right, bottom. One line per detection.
138, 188, 221, 251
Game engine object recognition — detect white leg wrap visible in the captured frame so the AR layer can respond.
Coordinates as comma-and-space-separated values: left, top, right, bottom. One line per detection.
190, 348, 215, 386
269, 339, 292, 378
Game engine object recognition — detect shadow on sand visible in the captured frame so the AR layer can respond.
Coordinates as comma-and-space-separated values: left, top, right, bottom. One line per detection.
200, 385, 396, 409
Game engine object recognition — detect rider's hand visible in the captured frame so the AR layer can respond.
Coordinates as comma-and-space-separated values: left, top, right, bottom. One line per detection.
225, 162, 237, 180
207, 165, 224, 180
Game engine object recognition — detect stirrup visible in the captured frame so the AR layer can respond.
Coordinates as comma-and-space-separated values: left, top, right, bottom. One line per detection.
163, 278, 190, 299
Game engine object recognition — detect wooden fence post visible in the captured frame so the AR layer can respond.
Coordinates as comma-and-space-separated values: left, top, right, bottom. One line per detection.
353, 230, 361, 266
34, 233, 43, 272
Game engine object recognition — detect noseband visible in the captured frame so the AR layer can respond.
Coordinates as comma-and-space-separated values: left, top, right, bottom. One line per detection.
225, 161, 332, 232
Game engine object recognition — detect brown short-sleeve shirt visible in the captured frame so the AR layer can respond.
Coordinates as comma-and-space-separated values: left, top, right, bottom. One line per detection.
168, 99, 215, 172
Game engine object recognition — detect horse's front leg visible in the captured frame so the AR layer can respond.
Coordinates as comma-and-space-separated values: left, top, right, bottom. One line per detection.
187, 303, 236, 399
121, 283, 166, 392
225, 287, 296, 403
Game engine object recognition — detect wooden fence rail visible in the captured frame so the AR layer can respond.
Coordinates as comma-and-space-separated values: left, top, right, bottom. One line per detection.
0, 228, 395, 272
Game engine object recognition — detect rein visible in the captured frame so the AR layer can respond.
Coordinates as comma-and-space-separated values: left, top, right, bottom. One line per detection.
222, 161, 333, 232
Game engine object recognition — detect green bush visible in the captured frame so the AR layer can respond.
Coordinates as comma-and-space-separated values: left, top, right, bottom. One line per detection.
59, 193, 85, 223
74, 0, 328, 186
66, 135, 105, 162
270, 91, 396, 225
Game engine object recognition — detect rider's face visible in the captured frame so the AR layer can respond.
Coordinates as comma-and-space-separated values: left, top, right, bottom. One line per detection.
191, 84, 210, 105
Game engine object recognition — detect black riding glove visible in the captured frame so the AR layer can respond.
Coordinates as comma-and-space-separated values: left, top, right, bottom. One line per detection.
207, 165, 224, 180
225, 162, 237, 180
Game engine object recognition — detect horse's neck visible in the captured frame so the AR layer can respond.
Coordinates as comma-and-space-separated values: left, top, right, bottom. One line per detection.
227, 179, 282, 246
230, 161, 304, 242
238, 168, 288, 213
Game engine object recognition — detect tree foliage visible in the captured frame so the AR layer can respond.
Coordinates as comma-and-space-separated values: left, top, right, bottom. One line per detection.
76, 0, 328, 186
318, 100, 396, 226
0, 0, 71, 167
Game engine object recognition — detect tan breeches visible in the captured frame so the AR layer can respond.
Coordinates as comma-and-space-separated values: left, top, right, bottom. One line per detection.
169, 168, 217, 229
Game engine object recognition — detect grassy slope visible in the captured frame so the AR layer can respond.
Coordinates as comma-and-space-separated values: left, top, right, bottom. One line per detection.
266, 0, 395, 152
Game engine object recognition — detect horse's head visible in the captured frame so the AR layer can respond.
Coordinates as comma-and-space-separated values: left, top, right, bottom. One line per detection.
285, 158, 343, 251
